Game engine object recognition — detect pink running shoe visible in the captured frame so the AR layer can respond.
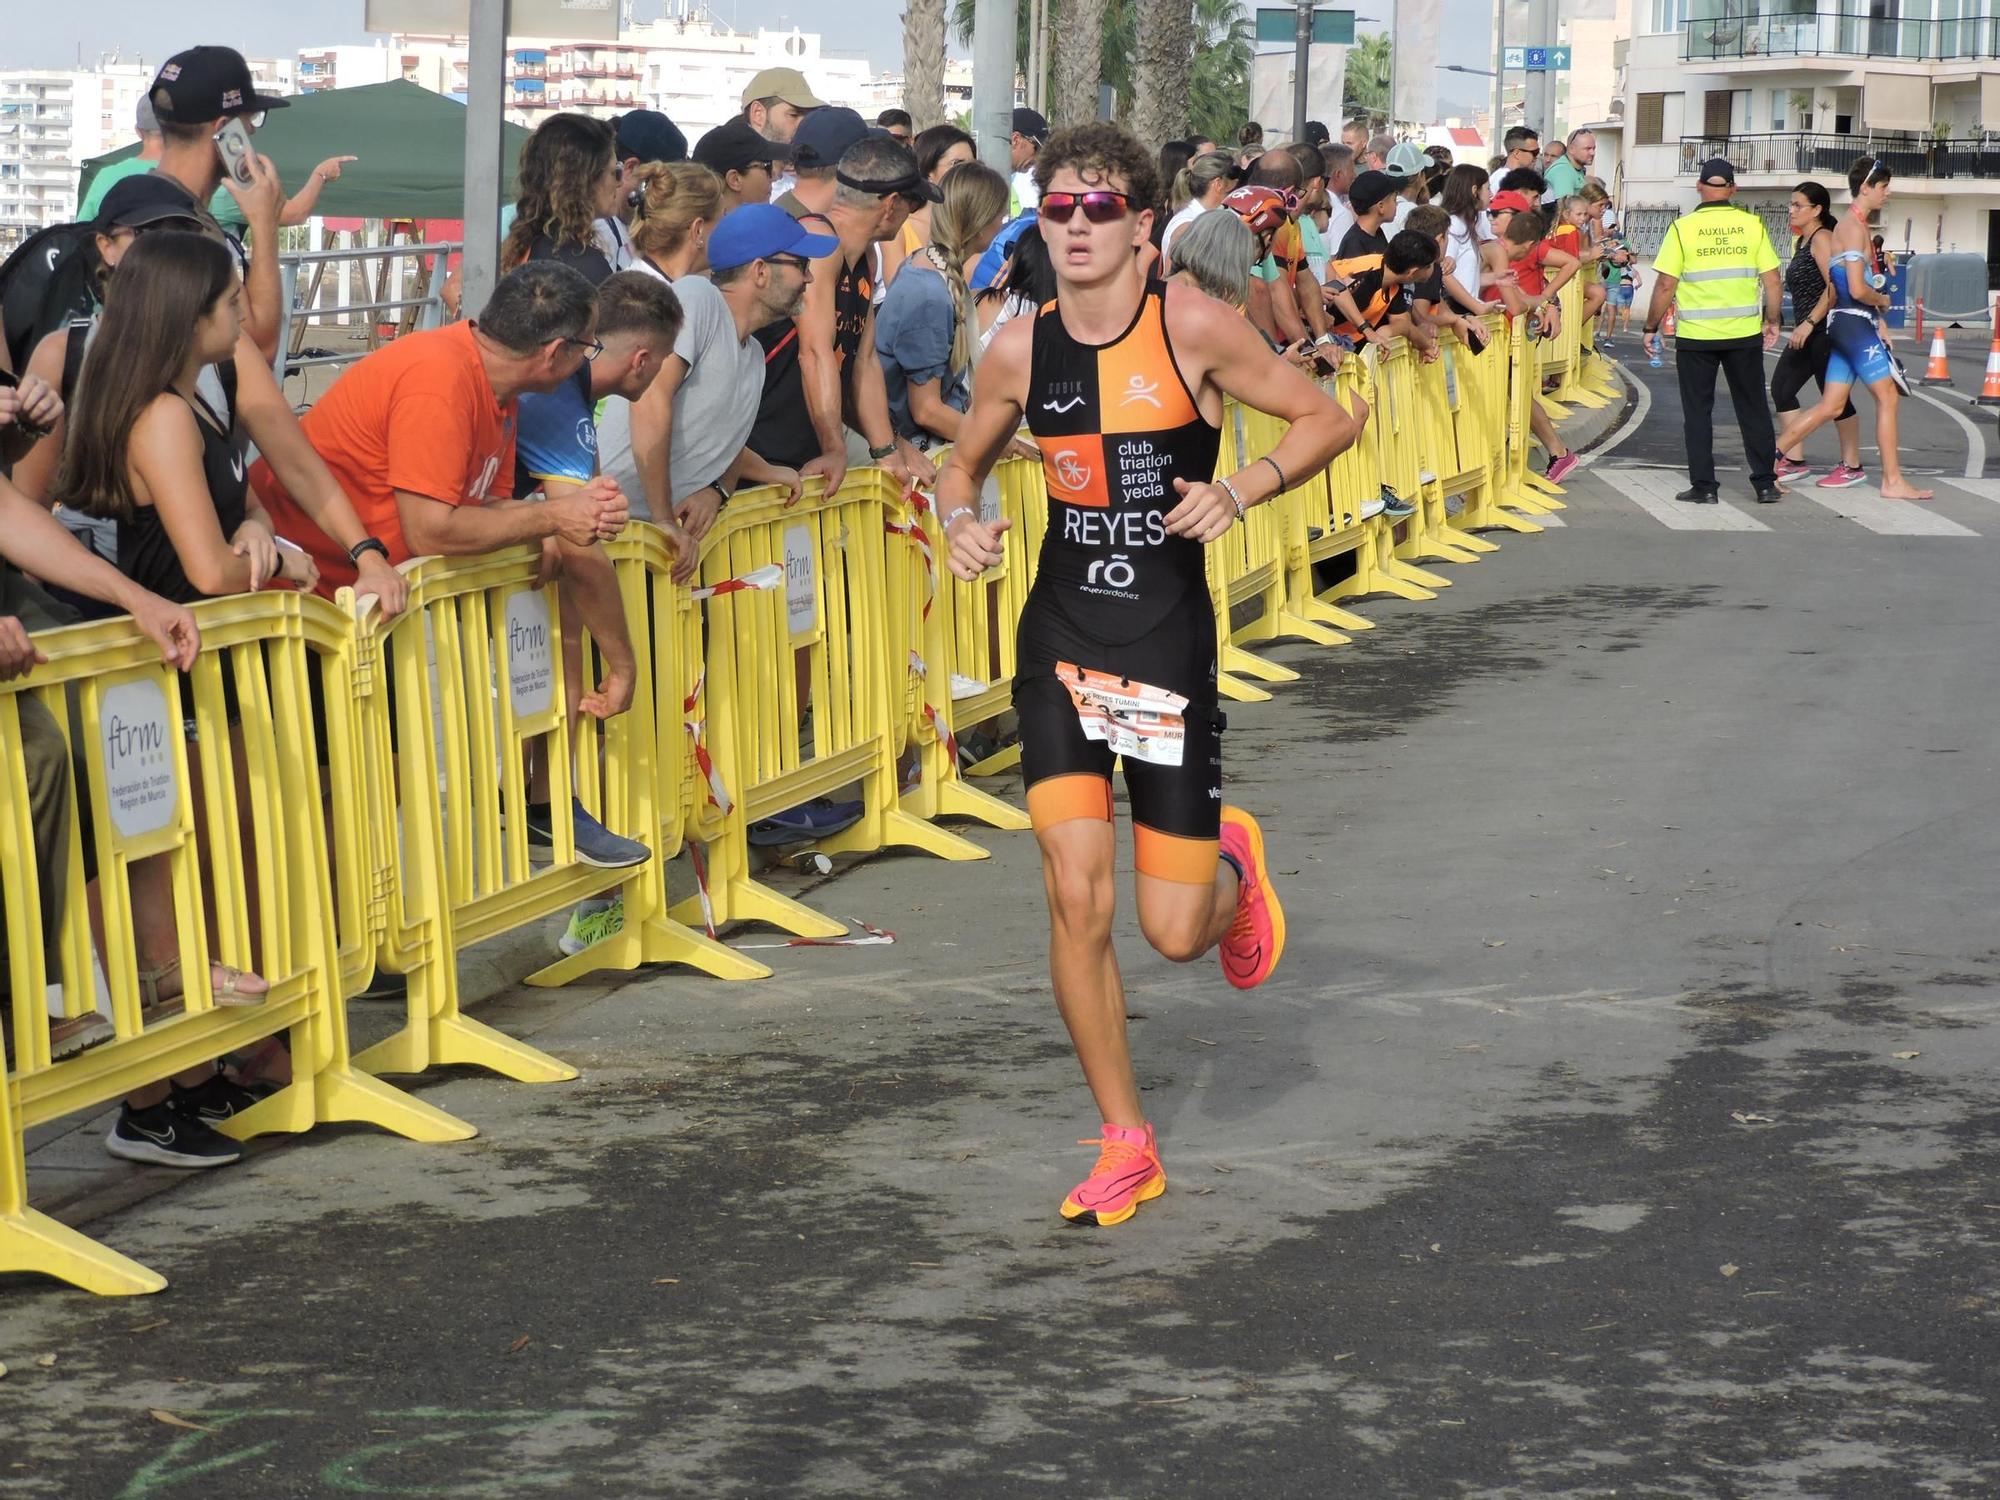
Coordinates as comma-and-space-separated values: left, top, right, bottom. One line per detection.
1817, 464, 1867, 489
1545, 451, 1580, 484
1774, 455, 1813, 481
1060, 1122, 1166, 1226
1219, 806, 1286, 990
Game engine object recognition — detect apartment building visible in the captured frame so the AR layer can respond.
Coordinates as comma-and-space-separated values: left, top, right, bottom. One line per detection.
1617, 1, 2000, 279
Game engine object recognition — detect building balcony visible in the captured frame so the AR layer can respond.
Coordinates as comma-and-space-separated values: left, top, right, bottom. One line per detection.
1683, 7, 2000, 62
1679, 130, 2000, 181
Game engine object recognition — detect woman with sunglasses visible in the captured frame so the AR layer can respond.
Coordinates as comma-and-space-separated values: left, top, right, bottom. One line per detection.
879, 124, 976, 287
1774, 157, 1930, 502
934, 123, 1360, 1231
503, 113, 627, 285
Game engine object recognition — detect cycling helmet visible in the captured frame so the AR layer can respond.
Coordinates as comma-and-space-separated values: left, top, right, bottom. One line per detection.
1222, 185, 1289, 236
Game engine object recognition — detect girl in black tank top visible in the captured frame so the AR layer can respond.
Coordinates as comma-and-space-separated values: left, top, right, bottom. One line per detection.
119, 388, 250, 604
49, 230, 318, 605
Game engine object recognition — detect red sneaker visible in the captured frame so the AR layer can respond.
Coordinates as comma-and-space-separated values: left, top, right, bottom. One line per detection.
1219, 806, 1285, 989
1060, 1122, 1166, 1226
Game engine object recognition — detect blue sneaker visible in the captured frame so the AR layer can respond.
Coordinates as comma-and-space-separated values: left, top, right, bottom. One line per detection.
569, 798, 649, 869
1379, 486, 1416, 519
748, 797, 865, 847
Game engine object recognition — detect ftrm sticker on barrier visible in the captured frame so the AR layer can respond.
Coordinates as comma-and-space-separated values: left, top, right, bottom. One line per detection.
504, 589, 555, 720
1444, 346, 1459, 407
784, 524, 817, 637
100, 676, 178, 841
978, 474, 1003, 527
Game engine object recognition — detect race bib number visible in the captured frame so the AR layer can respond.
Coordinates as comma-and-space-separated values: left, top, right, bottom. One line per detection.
1056, 662, 1187, 767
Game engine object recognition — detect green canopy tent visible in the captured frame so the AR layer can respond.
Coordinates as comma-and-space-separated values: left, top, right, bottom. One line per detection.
78, 79, 531, 220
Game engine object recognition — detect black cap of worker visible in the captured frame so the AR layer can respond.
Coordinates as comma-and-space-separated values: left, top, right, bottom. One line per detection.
1012, 107, 1049, 146
1348, 168, 1400, 212
615, 110, 687, 165
149, 46, 291, 124
93, 174, 207, 233
694, 116, 791, 175
1697, 156, 1736, 186
791, 106, 871, 171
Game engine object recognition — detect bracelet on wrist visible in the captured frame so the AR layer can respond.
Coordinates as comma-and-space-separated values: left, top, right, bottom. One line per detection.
939, 505, 975, 531
1217, 477, 1247, 521
868, 441, 897, 461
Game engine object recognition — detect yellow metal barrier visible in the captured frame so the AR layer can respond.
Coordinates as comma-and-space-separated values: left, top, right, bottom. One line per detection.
1371, 342, 1469, 586
1499, 315, 1564, 517
668, 471, 987, 944
945, 451, 1044, 781
1416, 326, 1507, 549
350, 545, 626, 1084
524, 523, 771, 987
887, 480, 1031, 835
1207, 402, 1302, 701
0, 593, 458, 1295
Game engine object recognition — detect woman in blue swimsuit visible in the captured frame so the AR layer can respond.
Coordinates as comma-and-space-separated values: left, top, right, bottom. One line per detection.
1778, 157, 1932, 501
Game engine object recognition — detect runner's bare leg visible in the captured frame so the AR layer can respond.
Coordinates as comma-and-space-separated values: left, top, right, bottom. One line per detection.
1135, 866, 1242, 963
1038, 817, 1144, 1128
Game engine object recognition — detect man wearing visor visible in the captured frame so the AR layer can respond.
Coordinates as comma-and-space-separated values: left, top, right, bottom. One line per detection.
749, 109, 939, 494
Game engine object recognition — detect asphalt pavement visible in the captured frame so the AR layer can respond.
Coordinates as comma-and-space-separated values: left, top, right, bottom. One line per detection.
4, 351, 2000, 1498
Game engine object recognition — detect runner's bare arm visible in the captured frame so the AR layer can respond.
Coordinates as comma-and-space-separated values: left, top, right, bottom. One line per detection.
936, 316, 1030, 580
1162, 291, 1361, 543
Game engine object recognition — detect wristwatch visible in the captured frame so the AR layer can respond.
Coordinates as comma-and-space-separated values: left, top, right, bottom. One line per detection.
868, 441, 897, 461
348, 537, 391, 566
706, 478, 732, 508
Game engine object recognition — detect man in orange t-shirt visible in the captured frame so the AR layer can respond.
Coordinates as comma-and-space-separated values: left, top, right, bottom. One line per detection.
255, 263, 629, 596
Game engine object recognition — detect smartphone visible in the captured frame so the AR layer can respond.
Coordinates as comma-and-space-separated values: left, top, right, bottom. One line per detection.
213, 117, 256, 188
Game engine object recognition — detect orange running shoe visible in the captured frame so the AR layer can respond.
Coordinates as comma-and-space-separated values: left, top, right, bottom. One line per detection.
1059, 1121, 1166, 1226
1219, 805, 1285, 989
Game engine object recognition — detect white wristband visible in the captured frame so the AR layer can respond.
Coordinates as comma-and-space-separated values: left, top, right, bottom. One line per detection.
939, 506, 975, 531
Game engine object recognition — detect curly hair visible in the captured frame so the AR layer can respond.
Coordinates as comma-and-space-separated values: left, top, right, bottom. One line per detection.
1034, 122, 1160, 218
503, 113, 616, 270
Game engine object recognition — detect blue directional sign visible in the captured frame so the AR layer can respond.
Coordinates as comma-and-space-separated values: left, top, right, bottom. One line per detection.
1510, 45, 1572, 71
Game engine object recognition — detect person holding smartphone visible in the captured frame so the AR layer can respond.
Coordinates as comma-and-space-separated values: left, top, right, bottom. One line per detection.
141, 46, 292, 362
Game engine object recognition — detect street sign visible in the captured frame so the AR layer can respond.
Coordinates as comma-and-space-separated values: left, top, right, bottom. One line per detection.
1506, 44, 1572, 71
1254, 8, 1358, 46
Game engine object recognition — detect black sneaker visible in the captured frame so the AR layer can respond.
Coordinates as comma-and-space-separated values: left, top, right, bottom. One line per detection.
522, 802, 555, 851
1674, 485, 1720, 505
104, 1099, 242, 1169
171, 1070, 269, 1127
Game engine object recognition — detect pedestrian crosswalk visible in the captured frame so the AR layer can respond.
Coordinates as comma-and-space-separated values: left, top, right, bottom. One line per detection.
1573, 463, 1995, 538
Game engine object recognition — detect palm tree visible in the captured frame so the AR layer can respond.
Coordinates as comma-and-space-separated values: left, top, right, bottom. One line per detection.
1346, 33, 1392, 124
1189, 0, 1253, 146
903, 0, 949, 131
1131, 0, 1196, 151
1051, 0, 1112, 125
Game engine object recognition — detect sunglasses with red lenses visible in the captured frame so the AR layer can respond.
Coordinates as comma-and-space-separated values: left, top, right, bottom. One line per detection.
1040, 190, 1133, 225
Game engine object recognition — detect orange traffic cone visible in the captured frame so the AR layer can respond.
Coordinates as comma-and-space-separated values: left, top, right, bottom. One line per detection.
1922, 328, 1953, 385
1976, 341, 2000, 406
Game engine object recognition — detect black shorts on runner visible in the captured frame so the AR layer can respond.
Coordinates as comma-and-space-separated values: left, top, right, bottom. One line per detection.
1013, 590, 1224, 884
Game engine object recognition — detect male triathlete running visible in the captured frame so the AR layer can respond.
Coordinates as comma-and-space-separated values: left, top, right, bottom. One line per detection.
935, 124, 1360, 1227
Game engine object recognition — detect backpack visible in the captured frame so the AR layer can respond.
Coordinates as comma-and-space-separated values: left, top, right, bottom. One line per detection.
0, 222, 99, 376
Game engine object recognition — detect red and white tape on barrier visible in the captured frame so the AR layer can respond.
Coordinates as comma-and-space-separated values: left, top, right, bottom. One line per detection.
689, 562, 784, 601
681, 670, 732, 815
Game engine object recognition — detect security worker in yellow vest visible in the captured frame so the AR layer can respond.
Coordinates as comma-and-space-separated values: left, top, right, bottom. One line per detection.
1642, 158, 1785, 503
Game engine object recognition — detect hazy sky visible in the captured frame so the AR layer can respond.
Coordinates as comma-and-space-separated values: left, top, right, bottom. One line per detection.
2, 0, 1497, 114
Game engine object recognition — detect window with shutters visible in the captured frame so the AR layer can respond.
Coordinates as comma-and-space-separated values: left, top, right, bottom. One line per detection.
1636, 93, 1667, 145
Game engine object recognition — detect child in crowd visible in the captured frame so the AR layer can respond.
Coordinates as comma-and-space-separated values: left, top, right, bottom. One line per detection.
1480, 199, 1582, 483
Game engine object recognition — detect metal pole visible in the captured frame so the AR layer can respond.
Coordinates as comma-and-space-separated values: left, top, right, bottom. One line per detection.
1492, 0, 1505, 151
1522, 0, 1552, 140
974, 0, 1018, 174
1293, 0, 1312, 143
462, 0, 509, 318
1387, 0, 1398, 132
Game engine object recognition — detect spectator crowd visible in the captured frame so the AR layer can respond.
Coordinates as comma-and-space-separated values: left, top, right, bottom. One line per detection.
0, 43, 1638, 1171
